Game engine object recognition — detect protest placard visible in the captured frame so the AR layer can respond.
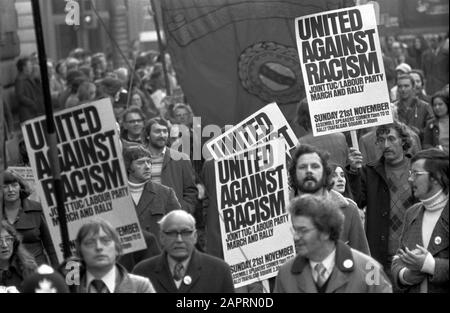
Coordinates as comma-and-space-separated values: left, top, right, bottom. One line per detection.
6, 166, 39, 202
295, 4, 392, 136
215, 139, 295, 288
21, 98, 146, 262
206, 102, 298, 160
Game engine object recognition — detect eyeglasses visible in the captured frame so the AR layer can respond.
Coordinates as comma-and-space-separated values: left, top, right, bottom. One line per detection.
290, 227, 316, 237
82, 236, 113, 248
408, 170, 429, 178
375, 136, 399, 145
163, 229, 195, 239
0, 236, 14, 245
126, 119, 143, 124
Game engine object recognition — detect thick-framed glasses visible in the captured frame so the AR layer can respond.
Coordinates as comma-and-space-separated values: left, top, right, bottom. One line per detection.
290, 227, 316, 237
126, 119, 143, 124
408, 170, 429, 179
163, 229, 195, 239
82, 236, 113, 248
0, 236, 14, 246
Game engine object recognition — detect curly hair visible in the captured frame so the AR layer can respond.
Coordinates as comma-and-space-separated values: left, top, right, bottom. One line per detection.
375, 120, 413, 152
288, 195, 344, 242
288, 144, 333, 194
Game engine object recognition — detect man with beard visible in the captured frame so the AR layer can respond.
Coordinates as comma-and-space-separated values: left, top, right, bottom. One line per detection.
274, 195, 391, 293
142, 117, 198, 214
288, 144, 369, 254
347, 121, 418, 283
391, 148, 448, 293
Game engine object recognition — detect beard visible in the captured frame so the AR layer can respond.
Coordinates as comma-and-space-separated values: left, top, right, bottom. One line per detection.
297, 176, 325, 194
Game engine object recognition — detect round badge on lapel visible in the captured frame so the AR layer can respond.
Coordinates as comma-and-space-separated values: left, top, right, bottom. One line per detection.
183, 275, 192, 285
434, 236, 442, 245
343, 259, 353, 269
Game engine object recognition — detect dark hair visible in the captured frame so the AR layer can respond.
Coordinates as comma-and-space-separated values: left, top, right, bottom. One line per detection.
16, 57, 30, 72
328, 162, 354, 200
295, 98, 312, 131
376, 121, 413, 152
75, 219, 122, 262
0, 220, 38, 276
142, 117, 170, 146
122, 107, 145, 123
411, 148, 449, 193
2, 170, 32, 200
410, 69, 425, 87
288, 195, 344, 242
288, 144, 333, 193
431, 91, 449, 117
397, 73, 415, 87
122, 145, 152, 173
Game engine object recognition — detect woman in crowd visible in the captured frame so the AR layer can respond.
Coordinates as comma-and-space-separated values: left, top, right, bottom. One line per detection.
423, 91, 449, 153
0, 220, 37, 291
2, 170, 58, 268
329, 162, 365, 226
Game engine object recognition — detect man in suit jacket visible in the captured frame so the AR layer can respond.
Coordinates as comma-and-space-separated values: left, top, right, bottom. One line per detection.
123, 146, 181, 240
142, 117, 198, 214
74, 219, 155, 293
391, 148, 449, 293
133, 210, 235, 293
274, 195, 392, 293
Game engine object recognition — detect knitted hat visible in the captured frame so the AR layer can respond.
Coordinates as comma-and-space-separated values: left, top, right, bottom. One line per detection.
22, 265, 69, 293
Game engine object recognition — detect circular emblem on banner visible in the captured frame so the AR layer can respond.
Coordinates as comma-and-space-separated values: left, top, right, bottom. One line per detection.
434, 236, 442, 245
183, 275, 192, 285
238, 41, 304, 105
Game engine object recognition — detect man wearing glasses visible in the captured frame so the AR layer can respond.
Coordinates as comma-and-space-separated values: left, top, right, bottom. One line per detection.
120, 107, 146, 149
74, 219, 155, 293
347, 121, 418, 285
391, 148, 449, 293
133, 210, 234, 293
274, 195, 392, 293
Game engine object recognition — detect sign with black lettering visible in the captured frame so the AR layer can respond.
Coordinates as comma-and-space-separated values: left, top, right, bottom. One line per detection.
295, 5, 392, 135
206, 103, 298, 160
215, 139, 295, 288
22, 99, 146, 262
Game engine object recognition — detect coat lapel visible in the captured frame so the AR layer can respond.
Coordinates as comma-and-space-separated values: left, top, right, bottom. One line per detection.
135, 182, 156, 218
427, 202, 449, 255
291, 256, 318, 293
153, 254, 178, 292
325, 241, 354, 293
178, 250, 202, 293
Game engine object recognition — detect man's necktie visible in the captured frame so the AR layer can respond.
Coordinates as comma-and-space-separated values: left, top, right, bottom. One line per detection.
91, 279, 108, 293
314, 263, 327, 288
173, 262, 184, 281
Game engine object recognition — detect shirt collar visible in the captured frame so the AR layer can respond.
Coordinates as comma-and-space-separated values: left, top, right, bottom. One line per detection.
86, 265, 116, 293
167, 255, 191, 277
309, 248, 336, 278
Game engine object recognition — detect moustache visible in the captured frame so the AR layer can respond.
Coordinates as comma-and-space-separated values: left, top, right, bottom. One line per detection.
303, 176, 317, 182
